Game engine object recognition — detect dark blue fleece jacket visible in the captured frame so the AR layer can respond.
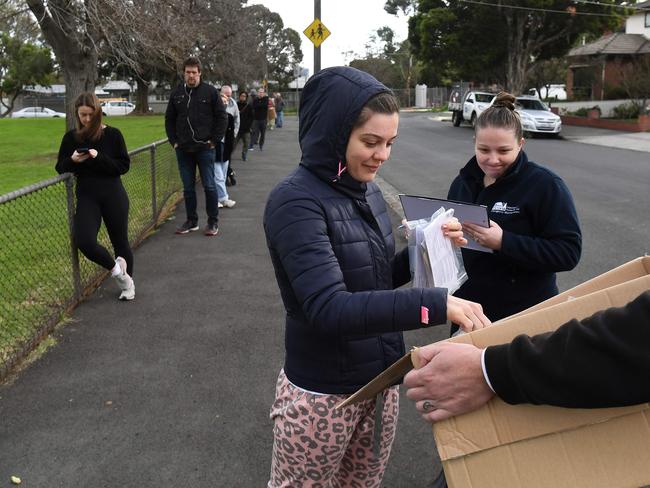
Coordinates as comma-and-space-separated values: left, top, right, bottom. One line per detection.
263, 67, 447, 394
448, 151, 582, 321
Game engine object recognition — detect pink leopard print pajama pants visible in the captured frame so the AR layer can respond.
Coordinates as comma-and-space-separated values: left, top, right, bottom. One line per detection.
268, 370, 399, 488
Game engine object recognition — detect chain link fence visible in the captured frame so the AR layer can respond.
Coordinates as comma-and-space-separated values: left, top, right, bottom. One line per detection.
0, 139, 180, 380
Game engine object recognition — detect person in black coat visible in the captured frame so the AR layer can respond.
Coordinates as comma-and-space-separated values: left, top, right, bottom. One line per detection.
235, 91, 253, 161
250, 87, 268, 150
405, 290, 650, 421
447, 92, 582, 324
214, 94, 236, 209
263, 66, 490, 487
164, 57, 227, 236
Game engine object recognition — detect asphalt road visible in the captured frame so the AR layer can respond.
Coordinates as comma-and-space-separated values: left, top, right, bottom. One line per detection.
0, 113, 648, 488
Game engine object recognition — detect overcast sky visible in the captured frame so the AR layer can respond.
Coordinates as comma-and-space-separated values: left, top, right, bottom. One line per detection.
248, 0, 410, 76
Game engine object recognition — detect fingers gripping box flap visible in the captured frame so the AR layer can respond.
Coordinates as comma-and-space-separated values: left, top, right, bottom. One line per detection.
433, 272, 650, 488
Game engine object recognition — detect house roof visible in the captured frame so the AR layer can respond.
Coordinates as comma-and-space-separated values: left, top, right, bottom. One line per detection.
568, 32, 650, 56
634, 1, 650, 9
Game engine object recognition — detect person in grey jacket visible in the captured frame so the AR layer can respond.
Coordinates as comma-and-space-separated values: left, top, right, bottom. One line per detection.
263, 66, 489, 488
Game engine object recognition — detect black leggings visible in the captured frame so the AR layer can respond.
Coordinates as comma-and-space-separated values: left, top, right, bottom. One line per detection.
74, 177, 133, 276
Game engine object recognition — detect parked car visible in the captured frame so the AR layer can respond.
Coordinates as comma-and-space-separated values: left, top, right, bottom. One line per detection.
101, 100, 135, 116
11, 107, 66, 118
515, 95, 562, 136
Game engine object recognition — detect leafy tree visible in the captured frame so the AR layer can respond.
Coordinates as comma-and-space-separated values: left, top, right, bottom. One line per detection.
0, 32, 55, 116
390, 0, 627, 93
248, 4, 303, 89
527, 57, 568, 100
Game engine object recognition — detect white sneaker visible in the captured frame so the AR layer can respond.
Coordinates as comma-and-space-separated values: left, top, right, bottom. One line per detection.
218, 202, 224, 208
114, 257, 135, 301
220, 199, 236, 208
119, 281, 135, 301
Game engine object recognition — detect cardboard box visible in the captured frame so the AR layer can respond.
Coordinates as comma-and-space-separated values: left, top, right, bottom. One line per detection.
434, 262, 650, 488
505, 256, 650, 320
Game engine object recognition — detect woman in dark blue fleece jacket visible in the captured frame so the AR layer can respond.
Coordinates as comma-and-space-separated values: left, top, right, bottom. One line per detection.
263, 67, 489, 487
448, 92, 582, 323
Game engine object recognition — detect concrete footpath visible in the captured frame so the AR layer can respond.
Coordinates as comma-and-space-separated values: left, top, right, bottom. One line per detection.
0, 117, 444, 488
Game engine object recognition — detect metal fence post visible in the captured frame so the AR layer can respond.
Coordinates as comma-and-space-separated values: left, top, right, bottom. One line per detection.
65, 176, 82, 300
150, 144, 157, 225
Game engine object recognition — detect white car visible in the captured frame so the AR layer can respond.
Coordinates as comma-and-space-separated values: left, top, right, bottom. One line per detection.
101, 100, 135, 116
515, 95, 562, 136
11, 107, 66, 118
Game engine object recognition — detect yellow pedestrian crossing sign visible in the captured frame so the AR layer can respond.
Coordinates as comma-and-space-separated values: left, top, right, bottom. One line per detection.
304, 18, 330, 48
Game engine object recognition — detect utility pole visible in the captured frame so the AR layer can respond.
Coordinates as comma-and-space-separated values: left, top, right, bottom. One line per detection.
314, 0, 321, 74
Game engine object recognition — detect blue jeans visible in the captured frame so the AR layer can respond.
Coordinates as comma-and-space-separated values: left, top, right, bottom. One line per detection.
175, 147, 218, 225
276, 111, 283, 128
214, 160, 230, 201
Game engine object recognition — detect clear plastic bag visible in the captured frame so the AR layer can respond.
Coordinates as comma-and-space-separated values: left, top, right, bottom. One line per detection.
406, 207, 468, 294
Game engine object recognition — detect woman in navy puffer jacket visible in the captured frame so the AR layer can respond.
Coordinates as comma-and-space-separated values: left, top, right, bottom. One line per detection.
263, 67, 489, 487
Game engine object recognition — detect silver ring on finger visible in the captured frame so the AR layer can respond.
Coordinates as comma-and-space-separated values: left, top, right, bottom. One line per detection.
423, 400, 436, 412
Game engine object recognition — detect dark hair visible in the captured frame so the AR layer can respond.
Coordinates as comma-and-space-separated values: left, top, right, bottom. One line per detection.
73, 92, 103, 142
183, 57, 201, 72
354, 91, 400, 128
475, 91, 523, 140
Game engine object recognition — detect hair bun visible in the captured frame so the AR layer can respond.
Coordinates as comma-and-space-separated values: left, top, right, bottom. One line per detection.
492, 91, 516, 111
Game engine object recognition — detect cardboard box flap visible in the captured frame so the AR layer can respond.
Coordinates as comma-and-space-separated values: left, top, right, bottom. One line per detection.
505, 256, 650, 320
434, 274, 650, 462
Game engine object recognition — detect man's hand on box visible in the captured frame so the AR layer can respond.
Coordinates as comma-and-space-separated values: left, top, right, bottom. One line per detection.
405, 342, 495, 422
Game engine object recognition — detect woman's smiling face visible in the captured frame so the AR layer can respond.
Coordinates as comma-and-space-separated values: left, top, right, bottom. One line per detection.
345, 111, 399, 183
474, 126, 524, 180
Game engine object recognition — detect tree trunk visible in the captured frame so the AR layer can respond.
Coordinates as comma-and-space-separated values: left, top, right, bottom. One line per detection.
135, 79, 150, 114
25, 0, 98, 130
61, 51, 98, 129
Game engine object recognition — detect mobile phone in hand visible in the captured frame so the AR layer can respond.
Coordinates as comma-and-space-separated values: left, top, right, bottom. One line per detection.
77, 147, 90, 154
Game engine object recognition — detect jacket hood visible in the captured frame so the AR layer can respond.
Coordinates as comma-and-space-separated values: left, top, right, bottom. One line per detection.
298, 67, 391, 193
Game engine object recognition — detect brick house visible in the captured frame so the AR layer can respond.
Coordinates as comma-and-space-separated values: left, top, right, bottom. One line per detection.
566, 1, 650, 100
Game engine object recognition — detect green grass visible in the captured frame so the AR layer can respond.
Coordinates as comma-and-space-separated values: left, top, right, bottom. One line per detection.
0, 115, 167, 195
0, 141, 181, 375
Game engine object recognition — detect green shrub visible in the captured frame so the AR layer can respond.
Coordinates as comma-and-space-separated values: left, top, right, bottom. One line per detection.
611, 102, 640, 120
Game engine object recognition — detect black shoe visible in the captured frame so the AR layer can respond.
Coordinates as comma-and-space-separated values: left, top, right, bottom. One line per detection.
176, 220, 199, 234
228, 172, 237, 186
204, 222, 219, 236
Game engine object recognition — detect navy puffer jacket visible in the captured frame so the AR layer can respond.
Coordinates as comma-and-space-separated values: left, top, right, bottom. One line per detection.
263, 67, 448, 394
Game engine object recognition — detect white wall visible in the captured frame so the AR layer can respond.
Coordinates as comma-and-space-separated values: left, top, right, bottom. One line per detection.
625, 12, 650, 37
551, 99, 646, 117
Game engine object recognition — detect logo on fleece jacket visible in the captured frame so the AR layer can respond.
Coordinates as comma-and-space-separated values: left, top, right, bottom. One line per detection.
491, 202, 520, 214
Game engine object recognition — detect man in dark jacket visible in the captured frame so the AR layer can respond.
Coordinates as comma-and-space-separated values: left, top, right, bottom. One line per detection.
165, 57, 227, 236
250, 88, 268, 151
405, 290, 650, 421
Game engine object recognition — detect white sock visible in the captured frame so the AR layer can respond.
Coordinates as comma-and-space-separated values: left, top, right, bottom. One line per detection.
111, 261, 122, 277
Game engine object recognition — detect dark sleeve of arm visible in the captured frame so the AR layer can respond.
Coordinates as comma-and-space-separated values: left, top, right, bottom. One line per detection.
485, 291, 650, 408
391, 246, 411, 288
212, 91, 228, 143
164, 95, 177, 146
265, 194, 447, 336
55, 132, 76, 174
500, 177, 582, 272
93, 129, 130, 176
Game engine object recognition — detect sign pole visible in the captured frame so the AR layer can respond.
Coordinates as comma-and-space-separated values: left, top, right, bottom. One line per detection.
314, 0, 321, 74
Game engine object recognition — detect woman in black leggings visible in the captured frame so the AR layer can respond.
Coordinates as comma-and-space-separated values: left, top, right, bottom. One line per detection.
55, 92, 135, 300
